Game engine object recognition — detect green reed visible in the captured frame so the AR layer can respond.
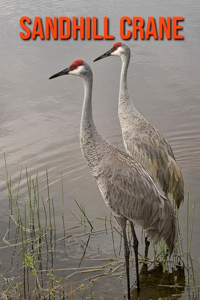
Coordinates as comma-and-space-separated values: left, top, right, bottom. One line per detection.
2, 157, 61, 298
2, 154, 199, 299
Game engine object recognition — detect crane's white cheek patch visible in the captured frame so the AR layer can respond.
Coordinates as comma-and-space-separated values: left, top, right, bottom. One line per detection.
111, 47, 123, 56
69, 65, 84, 76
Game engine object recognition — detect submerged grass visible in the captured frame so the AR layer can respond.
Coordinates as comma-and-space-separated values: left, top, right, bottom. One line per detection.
0, 156, 199, 299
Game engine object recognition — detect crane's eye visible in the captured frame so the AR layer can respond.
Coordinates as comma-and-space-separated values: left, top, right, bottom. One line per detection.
112, 45, 118, 51
70, 59, 84, 70
112, 42, 121, 51
71, 64, 77, 70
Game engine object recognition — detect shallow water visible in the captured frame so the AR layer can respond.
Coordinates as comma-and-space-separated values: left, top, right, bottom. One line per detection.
0, 0, 200, 298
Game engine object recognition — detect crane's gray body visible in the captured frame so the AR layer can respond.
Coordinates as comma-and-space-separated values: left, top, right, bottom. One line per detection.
50, 58, 178, 298
118, 44, 184, 208
80, 63, 177, 253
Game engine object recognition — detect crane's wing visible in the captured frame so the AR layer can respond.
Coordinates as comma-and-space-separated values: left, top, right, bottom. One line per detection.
122, 120, 184, 207
96, 147, 178, 254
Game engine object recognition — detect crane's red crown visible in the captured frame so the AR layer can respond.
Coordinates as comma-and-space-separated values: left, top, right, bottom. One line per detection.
112, 42, 121, 51
70, 59, 84, 71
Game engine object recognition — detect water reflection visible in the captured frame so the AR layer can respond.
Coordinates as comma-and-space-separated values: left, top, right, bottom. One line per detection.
132, 263, 185, 300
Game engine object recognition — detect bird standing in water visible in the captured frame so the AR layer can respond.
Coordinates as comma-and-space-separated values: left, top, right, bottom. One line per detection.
94, 42, 184, 209
49, 59, 178, 299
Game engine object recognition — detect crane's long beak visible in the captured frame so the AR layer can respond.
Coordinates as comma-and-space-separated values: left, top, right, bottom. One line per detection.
49, 67, 70, 80
93, 48, 113, 62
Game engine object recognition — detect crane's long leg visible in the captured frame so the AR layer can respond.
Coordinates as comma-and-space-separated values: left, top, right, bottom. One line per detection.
144, 237, 150, 259
123, 227, 131, 300
130, 221, 140, 291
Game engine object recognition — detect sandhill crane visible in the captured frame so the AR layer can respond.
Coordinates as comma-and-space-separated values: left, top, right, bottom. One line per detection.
49, 59, 178, 300
94, 42, 184, 209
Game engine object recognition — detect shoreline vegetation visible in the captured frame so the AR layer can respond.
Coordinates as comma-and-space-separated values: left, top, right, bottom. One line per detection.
0, 155, 199, 299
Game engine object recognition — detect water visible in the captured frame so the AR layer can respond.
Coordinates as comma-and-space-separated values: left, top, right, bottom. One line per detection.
0, 0, 200, 298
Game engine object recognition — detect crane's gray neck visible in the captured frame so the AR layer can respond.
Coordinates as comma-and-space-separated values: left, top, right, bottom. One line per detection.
80, 72, 105, 170
118, 49, 138, 117
81, 74, 94, 126
120, 52, 130, 93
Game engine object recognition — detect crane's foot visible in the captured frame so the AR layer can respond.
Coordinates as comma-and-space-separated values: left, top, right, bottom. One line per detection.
144, 237, 150, 259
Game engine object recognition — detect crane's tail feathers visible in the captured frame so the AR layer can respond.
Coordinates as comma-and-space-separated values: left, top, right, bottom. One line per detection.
145, 197, 178, 255
174, 188, 184, 209
168, 158, 184, 209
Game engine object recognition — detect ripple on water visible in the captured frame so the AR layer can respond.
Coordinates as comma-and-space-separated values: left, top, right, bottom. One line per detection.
165, 122, 200, 171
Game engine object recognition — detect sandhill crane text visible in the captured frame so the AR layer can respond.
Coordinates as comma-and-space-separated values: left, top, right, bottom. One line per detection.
19, 16, 184, 40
